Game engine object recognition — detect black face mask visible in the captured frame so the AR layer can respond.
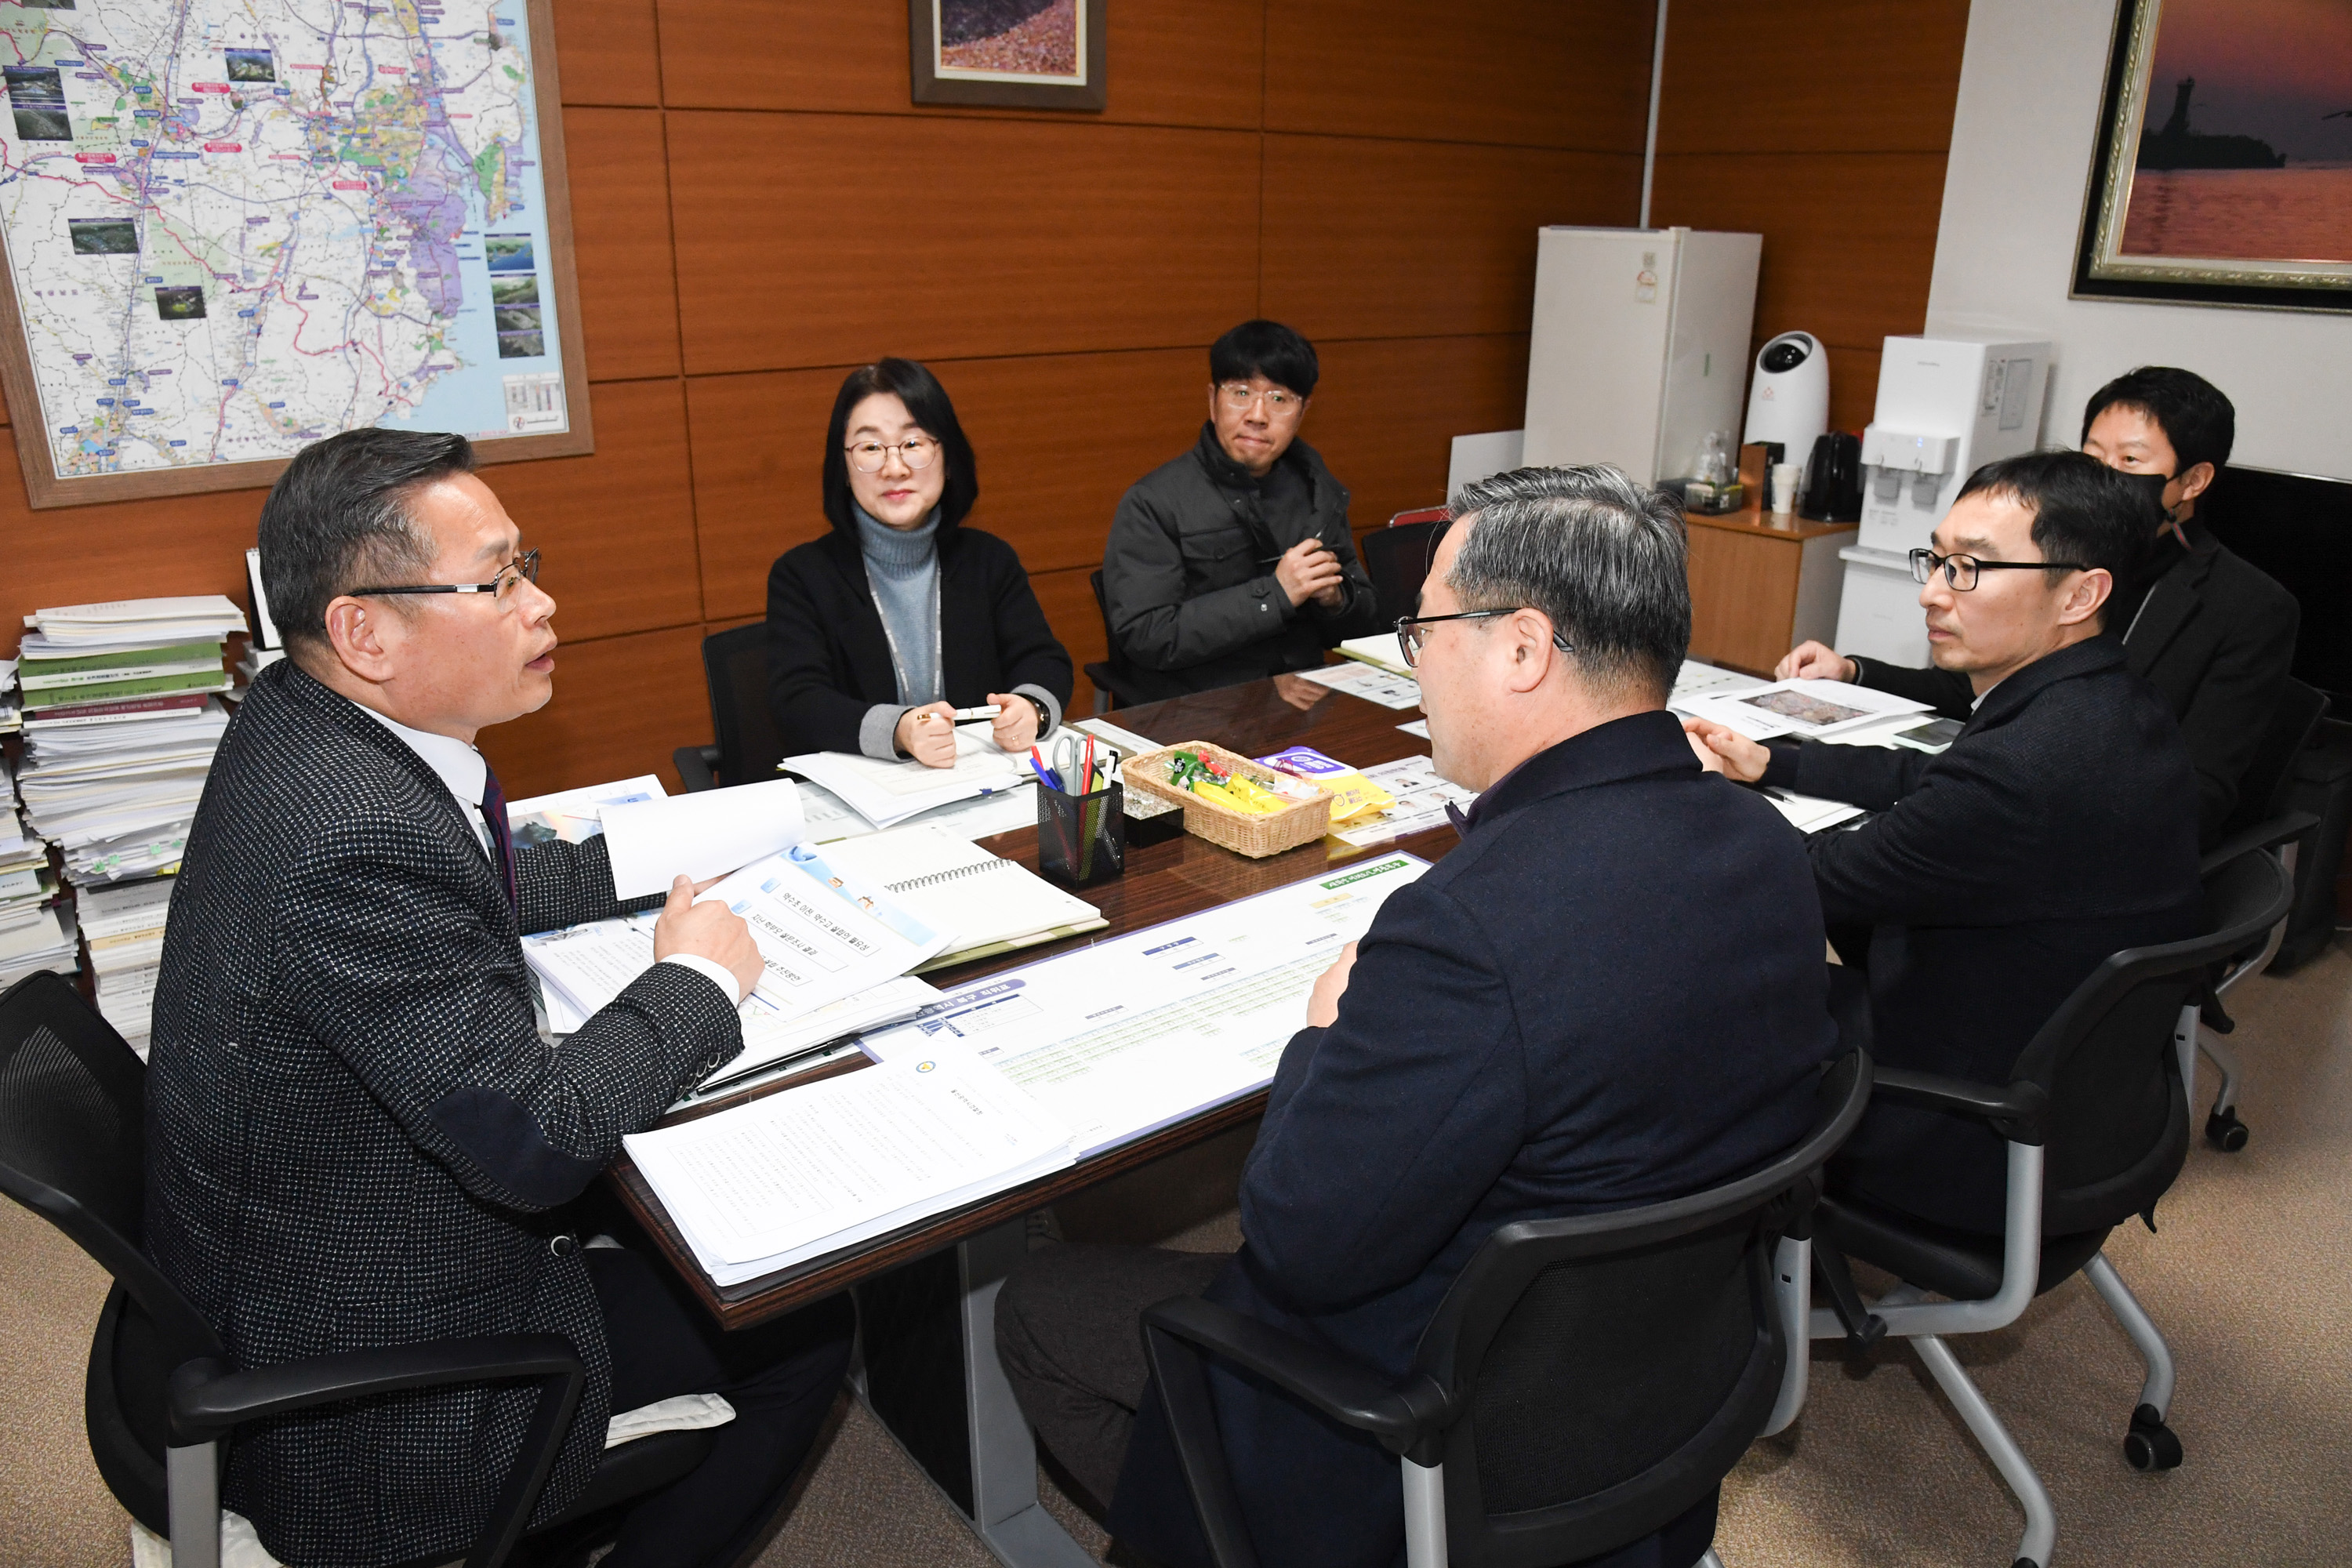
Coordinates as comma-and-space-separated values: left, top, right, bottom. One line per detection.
2121, 468, 2182, 528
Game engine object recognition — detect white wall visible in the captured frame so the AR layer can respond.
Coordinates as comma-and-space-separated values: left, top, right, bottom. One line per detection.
1926, 0, 2352, 480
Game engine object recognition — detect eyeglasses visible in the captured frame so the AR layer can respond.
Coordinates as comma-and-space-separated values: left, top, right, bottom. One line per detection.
844, 435, 938, 472
351, 548, 541, 605
1393, 609, 1572, 670
1216, 382, 1303, 416
1907, 547, 2088, 592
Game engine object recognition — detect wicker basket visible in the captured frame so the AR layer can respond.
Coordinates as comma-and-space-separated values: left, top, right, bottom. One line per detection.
1122, 741, 1333, 858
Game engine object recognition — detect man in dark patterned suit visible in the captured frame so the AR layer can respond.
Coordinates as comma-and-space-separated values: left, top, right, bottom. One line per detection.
147, 430, 853, 1568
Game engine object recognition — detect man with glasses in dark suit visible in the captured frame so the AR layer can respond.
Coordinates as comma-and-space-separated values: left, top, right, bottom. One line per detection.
147, 429, 852, 1568
1686, 450, 2205, 1236
1002, 463, 1837, 1568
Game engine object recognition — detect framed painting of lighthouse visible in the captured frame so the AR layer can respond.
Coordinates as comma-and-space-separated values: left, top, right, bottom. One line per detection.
2074, 0, 2352, 313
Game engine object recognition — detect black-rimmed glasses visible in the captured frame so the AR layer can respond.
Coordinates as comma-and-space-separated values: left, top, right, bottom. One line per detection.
1394, 609, 1572, 670
1907, 547, 2089, 592
351, 548, 541, 605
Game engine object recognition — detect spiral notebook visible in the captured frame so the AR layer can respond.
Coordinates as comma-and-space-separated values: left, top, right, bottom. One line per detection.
814, 825, 1107, 971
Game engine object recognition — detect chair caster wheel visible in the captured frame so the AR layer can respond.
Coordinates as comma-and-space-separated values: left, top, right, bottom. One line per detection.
2205, 1109, 2249, 1152
2125, 1405, 2183, 1471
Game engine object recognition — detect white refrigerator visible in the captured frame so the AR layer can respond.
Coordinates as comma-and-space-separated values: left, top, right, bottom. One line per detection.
1521, 226, 1762, 487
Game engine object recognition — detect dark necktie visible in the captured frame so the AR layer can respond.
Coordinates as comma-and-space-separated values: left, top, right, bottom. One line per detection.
479, 766, 519, 909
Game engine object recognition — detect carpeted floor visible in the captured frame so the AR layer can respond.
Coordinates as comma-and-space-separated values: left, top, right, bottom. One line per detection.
6, 941, 2346, 1567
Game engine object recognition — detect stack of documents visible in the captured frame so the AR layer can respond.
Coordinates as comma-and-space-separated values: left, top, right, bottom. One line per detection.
625, 1053, 1076, 1283
524, 842, 948, 1033
813, 826, 1106, 969
0, 807, 74, 991
0, 903, 78, 993
784, 730, 1027, 831
866, 853, 1431, 1157
0, 657, 18, 735
16, 596, 246, 885
79, 879, 176, 1054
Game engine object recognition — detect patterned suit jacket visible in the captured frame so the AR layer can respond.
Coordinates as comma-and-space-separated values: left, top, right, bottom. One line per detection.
146, 660, 742, 1568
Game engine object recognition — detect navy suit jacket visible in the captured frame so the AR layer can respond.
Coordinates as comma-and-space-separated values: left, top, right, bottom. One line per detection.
1763, 636, 2204, 1232
1109, 710, 1838, 1568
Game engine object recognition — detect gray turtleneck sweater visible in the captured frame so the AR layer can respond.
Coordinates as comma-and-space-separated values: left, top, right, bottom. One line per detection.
851, 505, 1062, 760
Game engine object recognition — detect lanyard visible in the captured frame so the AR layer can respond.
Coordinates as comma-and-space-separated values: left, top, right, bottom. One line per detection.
869, 570, 944, 705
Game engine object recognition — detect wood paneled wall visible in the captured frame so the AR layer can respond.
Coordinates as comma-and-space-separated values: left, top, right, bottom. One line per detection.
1648, 0, 1970, 434
0, 0, 1653, 797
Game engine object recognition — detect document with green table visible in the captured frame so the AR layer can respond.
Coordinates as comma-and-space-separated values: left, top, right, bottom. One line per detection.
862, 853, 1431, 1157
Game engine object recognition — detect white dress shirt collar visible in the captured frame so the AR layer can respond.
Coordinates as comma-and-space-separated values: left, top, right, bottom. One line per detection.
350, 704, 491, 851
348, 700, 746, 1009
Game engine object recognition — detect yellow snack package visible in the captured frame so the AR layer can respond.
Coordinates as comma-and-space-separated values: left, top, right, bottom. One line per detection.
1255, 746, 1396, 824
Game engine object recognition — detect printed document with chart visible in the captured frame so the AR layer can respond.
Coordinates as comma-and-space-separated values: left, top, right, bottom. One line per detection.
863, 854, 1431, 1156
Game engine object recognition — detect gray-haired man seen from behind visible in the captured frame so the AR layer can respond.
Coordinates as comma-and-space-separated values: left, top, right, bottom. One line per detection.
146, 428, 852, 1568
995, 465, 1838, 1568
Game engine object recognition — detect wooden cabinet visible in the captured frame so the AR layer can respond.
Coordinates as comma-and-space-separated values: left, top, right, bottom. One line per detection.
1683, 507, 1857, 675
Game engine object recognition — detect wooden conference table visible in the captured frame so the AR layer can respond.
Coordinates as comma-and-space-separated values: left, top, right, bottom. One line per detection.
608, 670, 1458, 1567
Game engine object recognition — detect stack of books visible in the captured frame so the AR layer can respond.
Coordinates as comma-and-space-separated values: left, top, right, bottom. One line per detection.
15, 597, 244, 884
0, 655, 19, 736
79, 878, 174, 1056
0, 803, 76, 992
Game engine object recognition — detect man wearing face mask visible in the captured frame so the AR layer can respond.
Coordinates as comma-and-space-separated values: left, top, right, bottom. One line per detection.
1775, 367, 2297, 840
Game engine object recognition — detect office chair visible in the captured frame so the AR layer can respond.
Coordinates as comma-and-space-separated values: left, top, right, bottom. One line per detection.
0, 971, 717, 1568
1806, 847, 2294, 1568
672, 622, 786, 793
1140, 1049, 1872, 1568
1359, 512, 1451, 629
2190, 676, 2327, 1149
1083, 568, 1156, 713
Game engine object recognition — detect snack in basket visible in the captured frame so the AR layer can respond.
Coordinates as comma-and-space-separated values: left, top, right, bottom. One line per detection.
1254, 746, 1396, 824
1167, 750, 1316, 815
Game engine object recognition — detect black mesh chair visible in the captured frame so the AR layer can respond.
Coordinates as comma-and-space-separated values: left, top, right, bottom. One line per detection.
2190, 676, 2327, 1149
1140, 1049, 1872, 1568
1083, 569, 1157, 713
1359, 512, 1452, 628
673, 622, 786, 793
1806, 848, 2295, 1568
0, 971, 717, 1568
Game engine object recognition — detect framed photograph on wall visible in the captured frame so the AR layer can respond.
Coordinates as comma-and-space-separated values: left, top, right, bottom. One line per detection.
2074, 0, 2352, 314
910, 0, 1107, 111
0, 0, 593, 508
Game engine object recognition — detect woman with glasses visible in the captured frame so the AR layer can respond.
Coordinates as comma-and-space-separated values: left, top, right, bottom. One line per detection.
767, 358, 1072, 766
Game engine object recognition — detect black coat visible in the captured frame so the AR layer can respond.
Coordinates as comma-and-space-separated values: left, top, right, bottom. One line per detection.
1108, 712, 1838, 1568
1766, 637, 2205, 1233
1851, 520, 2299, 841
1102, 426, 1384, 699
147, 662, 743, 1568
764, 521, 1073, 756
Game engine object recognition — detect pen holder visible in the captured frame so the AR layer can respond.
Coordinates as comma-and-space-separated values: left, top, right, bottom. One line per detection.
1037, 781, 1126, 887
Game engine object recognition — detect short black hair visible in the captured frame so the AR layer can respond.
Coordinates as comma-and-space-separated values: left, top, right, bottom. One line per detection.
822, 358, 978, 533
1210, 319, 1319, 399
1954, 449, 2159, 626
2081, 365, 2235, 474
257, 428, 477, 648
1446, 463, 1690, 703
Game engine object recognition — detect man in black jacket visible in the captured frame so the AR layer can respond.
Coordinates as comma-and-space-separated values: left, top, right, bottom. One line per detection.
149, 431, 851, 1568
1101, 320, 1385, 699
1690, 452, 2205, 1233
1000, 465, 1836, 1567
1776, 368, 2297, 841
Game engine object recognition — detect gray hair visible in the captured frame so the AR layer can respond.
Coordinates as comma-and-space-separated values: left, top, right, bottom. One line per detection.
1445, 463, 1690, 702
